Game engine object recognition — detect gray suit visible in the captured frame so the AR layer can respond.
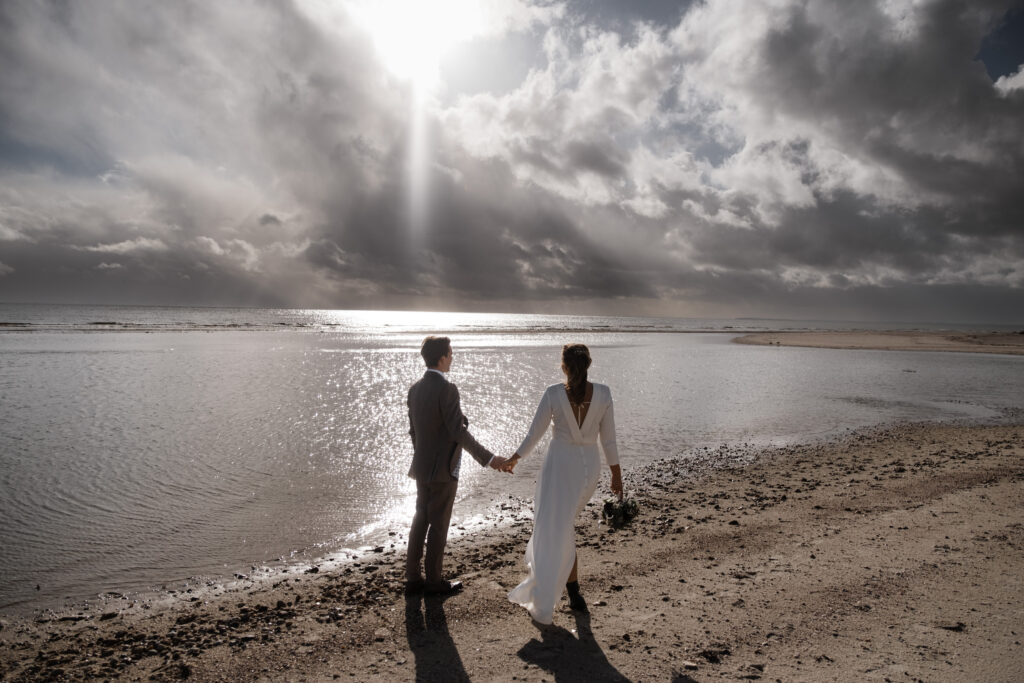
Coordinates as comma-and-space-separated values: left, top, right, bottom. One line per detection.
406, 370, 495, 583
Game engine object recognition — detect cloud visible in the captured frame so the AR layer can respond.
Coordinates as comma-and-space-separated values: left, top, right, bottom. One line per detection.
196, 236, 226, 256
0, 260, 13, 276
0, 0, 1020, 322
76, 237, 169, 254
228, 239, 260, 272
437, 0, 1024, 317
0, 223, 31, 241
96, 262, 124, 270
197, 236, 263, 271
994, 64, 1024, 92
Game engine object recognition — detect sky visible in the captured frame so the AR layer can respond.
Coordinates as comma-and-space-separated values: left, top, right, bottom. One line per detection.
1, 0, 1023, 323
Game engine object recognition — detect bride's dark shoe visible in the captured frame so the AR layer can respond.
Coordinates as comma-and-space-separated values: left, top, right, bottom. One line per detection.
566, 580, 588, 613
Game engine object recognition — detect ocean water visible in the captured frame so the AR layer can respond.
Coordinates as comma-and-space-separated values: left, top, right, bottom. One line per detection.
1, 305, 1022, 614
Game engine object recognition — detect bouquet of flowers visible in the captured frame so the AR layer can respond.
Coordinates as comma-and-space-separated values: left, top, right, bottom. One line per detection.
601, 496, 639, 528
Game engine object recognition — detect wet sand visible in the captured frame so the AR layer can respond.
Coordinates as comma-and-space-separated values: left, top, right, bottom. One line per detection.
1, 422, 1022, 682
735, 330, 1024, 355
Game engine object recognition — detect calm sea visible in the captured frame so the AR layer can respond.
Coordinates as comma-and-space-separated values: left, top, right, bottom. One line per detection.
1, 304, 1022, 614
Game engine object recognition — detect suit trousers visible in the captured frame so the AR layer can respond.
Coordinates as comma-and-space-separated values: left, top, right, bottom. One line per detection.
406, 480, 458, 583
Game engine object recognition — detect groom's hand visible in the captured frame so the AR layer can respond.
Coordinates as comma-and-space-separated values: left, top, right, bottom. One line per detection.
505, 453, 520, 473
490, 455, 509, 472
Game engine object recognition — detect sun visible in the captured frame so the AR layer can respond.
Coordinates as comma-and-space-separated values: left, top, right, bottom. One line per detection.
348, 0, 485, 89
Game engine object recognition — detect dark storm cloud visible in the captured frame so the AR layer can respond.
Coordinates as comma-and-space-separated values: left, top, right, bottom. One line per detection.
565, 139, 628, 178
426, 156, 658, 299
0, 0, 1021, 321
643, 0, 1022, 320
739, 0, 1024, 227
303, 147, 656, 301
690, 193, 962, 274
0, 0, 408, 305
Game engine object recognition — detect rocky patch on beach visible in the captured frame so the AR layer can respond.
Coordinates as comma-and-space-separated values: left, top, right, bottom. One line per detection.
1, 422, 1022, 681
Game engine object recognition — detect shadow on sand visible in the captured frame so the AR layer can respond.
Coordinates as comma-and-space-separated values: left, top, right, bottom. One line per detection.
517, 612, 629, 681
405, 592, 469, 682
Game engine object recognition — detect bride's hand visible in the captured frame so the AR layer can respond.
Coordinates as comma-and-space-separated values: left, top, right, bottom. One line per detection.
610, 467, 623, 500
501, 453, 520, 473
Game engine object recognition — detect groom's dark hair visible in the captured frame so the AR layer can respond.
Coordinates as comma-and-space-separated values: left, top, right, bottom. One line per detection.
420, 336, 451, 368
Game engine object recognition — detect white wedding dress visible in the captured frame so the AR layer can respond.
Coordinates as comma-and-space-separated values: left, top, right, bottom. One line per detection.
508, 382, 619, 624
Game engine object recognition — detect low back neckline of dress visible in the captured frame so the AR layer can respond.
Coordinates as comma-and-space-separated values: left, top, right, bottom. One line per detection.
565, 383, 594, 429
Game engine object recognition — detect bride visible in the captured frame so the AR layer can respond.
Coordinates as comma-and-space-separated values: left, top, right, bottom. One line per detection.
503, 343, 622, 624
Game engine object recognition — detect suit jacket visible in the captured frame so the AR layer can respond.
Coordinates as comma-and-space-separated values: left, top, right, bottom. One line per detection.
407, 370, 495, 482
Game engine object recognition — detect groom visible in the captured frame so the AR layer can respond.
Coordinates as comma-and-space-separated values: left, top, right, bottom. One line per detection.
406, 336, 507, 595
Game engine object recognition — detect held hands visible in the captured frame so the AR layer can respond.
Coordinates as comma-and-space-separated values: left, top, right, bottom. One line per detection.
494, 453, 520, 474
490, 454, 519, 474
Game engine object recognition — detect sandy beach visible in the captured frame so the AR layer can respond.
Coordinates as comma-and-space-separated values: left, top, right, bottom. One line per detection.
1, 420, 1022, 681
734, 330, 1024, 355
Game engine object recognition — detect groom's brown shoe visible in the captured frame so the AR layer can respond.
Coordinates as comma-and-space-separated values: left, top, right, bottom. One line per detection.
424, 580, 463, 595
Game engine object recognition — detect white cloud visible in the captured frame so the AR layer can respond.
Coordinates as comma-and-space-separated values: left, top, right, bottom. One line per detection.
994, 65, 1024, 94
197, 236, 226, 256
267, 239, 312, 258
228, 239, 261, 272
0, 224, 28, 241
440, 22, 678, 211
196, 236, 261, 271
0, 260, 13, 276
96, 262, 124, 270
77, 237, 169, 254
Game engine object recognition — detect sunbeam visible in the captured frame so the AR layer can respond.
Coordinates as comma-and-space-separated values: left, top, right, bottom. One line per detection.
348, 0, 486, 241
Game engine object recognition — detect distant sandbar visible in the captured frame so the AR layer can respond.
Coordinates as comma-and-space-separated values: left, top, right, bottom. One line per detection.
734, 330, 1024, 355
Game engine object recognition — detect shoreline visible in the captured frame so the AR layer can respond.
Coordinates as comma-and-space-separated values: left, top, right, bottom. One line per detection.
5, 324, 1022, 337
734, 330, 1024, 355
2, 420, 1022, 681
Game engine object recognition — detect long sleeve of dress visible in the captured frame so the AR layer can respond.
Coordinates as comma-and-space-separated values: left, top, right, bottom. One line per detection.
598, 390, 619, 467
516, 389, 553, 457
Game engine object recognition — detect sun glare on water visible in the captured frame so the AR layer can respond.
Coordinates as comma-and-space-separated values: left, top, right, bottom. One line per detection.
349, 0, 485, 89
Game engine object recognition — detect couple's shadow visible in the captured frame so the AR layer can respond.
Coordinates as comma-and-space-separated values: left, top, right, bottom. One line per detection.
405, 592, 469, 682
405, 595, 626, 682
519, 612, 628, 682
